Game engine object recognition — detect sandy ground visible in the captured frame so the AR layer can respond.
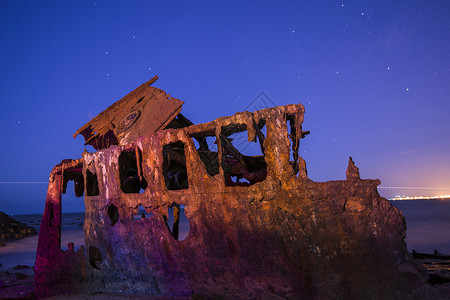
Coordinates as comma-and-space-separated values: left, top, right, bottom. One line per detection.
45, 293, 189, 300
0, 230, 85, 299
0, 229, 84, 272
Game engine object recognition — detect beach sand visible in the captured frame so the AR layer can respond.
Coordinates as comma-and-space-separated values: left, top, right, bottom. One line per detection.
45, 293, 189, 299
0, 229, 84, 272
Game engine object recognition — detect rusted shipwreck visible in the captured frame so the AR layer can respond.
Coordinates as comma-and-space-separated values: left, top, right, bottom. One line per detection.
35, 76, 429, 298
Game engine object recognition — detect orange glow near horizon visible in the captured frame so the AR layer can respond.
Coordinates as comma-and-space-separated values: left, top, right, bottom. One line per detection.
390, 195, 450, 201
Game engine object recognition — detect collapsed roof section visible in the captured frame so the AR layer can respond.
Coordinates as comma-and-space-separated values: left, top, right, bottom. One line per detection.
73, 75, 192, 150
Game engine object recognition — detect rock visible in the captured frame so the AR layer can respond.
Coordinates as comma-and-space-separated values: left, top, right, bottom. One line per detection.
15, 273, 28, 281
346, 156, 360, 180
0, 212, 37, 246
12, 265, 31, 270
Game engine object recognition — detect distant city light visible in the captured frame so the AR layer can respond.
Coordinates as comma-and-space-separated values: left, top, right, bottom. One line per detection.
378, 186, 450, 190
389, 195, 450, 201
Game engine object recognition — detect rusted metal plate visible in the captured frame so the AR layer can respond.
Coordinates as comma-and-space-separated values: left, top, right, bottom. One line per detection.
74, 76, 184, 150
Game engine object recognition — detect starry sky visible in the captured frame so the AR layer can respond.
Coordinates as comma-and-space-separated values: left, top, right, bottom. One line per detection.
0, 0, 449, 214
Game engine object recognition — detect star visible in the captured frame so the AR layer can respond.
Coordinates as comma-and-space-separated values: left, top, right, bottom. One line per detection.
387, 66, 390, 70
406, 88, 409, 91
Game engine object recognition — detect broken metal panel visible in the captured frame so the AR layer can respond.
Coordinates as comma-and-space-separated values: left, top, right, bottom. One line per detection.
62, 161, 84, 197
35, 159, 84, 298
74, 76, 184, 150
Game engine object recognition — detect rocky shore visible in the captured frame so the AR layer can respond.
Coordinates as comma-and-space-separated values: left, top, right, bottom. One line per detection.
0, 212, 37, 247
0, 266, 35, 299
0, 254, 449, 299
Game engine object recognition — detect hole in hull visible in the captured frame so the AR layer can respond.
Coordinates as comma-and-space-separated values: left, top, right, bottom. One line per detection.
62, 169, 85, 251
107, 204, 119, 226
119, 149, 147, 194
89, 246, 102, 269
220, 122, 267, 186
163, 142, 189, 190
133, 205, 153, 220
86, 169, 100, 196
164, 204, 190, 241
189, 133, 219, 177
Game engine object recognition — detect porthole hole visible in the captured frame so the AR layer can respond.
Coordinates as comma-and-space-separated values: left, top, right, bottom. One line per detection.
107, 204, 119, 226
89, 245, 102, 269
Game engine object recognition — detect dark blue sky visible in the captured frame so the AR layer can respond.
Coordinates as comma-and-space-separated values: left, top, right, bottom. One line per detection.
1, 1, 449, 214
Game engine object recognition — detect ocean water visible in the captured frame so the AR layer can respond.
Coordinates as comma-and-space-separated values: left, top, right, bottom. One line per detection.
1, 200, 449, 272
390, 199, 450, 254
0, 212, 85, 272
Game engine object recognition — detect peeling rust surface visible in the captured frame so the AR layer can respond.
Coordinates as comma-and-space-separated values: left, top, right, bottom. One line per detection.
74, 76, 186, 150
35, 79, 440, 299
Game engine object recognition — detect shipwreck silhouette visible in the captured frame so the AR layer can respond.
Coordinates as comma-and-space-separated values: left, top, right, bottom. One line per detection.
35, 76, 431, 298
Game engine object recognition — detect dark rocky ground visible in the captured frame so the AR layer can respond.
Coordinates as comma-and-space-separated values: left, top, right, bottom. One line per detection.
0, 257, 449, 299
0, 266, 35, 299
0, 212, 37, 298
0, 212, 37, 247
0, 261, 449, 299
413, 250, 450, 285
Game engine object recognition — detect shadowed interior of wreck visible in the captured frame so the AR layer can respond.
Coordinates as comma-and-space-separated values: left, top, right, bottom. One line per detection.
119, 149, 148, 194
163, 142, 189, 190
220, 122, 267, 186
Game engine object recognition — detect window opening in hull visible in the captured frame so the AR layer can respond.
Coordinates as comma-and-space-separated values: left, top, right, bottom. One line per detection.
163, 141, 189, 190
286, 115, 299, 175
164, 204, 190, 241
86, 169, 100, 196
189, 132, 219, 177
119, 149, 147, 194
286, 114, 309, 176
107, 204, 119, 226
220, 121, 267, 186
61, 169, 85, 251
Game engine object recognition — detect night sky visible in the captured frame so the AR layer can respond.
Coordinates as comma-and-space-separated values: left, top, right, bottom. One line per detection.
1, 1, 449, 214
